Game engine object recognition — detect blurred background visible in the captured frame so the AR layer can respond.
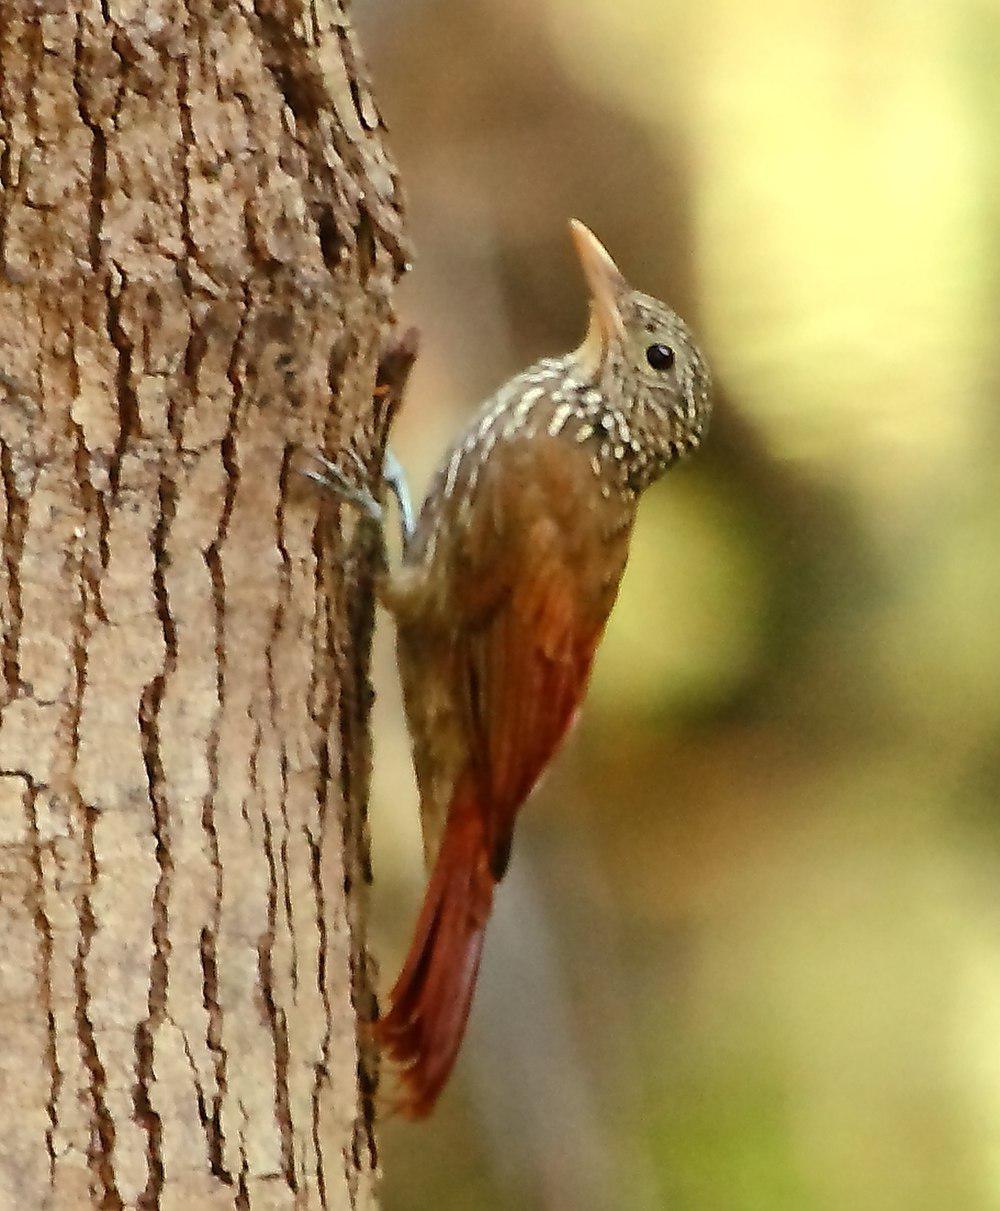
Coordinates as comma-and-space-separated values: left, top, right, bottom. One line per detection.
355, 1, 1000, 1207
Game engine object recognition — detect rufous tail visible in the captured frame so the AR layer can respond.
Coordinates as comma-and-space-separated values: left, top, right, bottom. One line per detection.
374, 774, 495, 1118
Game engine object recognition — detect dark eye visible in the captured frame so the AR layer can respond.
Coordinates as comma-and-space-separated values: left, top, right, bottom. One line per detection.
646, 343, 675, 371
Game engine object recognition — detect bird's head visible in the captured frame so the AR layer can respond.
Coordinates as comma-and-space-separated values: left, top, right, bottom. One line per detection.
569, 219, 712, 456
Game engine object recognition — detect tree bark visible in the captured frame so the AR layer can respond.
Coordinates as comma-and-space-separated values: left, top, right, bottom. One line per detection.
0, 3, 404, 1207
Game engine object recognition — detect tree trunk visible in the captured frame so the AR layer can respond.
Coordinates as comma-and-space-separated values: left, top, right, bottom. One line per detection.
0, 3, 405, 1207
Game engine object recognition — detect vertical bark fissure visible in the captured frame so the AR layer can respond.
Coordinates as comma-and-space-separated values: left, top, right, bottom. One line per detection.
65, 330, 121, 1211
261, 451, 300, 1179
0, 147, 10, 275
103, 268, 141, 528
134, 472, 178, 1210
267, 444, 298, 996
173, 1013, 212, 1161
72, 14, 105, 276
307, 828, 330, 1211
174, 19, 199, 288
73, 831, 125, 1210
308, 508, 342, 1202
337, 521, 381, 1187
64, 387, 118, 1204
173, 41, 196, 448
68, 322, 109, 627
71, 12, 115, 577
70, 16, 136, 1204
198, 568, 228, 1183
234, 1104, 251, 1211
197, 925, 230, 1184
22, 775, 59, 1180
0, 437, 26, 695
257, 809, 296, 1191
199, 287, 249, 1183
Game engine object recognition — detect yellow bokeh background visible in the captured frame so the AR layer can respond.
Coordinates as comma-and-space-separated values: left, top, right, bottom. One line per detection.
357, 1, 1000, 1206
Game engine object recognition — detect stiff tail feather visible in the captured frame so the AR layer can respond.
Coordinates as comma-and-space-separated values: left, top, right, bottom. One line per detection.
374, 775, 495, 1118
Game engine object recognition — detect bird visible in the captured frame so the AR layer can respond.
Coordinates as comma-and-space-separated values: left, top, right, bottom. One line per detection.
307, 220, 712, 1117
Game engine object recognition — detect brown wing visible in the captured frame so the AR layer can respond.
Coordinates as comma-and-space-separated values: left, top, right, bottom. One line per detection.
448, 435, 610, 874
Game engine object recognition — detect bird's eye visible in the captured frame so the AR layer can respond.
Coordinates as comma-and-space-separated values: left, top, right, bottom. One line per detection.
646, 343, 675, 371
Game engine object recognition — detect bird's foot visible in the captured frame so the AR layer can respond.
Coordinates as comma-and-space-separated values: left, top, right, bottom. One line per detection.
302, 445, 416, 552
301, 448, 383, 522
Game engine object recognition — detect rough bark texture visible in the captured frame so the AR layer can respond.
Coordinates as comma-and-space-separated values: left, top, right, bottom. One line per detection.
0, 3, 405, 1207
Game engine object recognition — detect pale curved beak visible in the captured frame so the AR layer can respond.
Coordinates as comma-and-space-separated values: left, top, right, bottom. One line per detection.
569, 219, 628, 359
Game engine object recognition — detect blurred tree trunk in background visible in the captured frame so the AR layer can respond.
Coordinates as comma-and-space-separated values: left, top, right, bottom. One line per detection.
0, 3, 404, 1207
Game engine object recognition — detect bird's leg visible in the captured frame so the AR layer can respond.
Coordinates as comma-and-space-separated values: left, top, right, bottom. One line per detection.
383, 446, 415, 554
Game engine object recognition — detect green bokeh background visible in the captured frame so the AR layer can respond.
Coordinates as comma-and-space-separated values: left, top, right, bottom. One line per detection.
357, 2, 1000, 1206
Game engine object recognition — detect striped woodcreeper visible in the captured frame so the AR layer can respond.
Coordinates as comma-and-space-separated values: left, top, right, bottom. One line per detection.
307, 221, 712, 1117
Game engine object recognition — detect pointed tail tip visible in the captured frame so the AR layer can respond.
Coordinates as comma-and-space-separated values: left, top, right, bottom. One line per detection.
368, 775, 497, 1119
371, 1010, 451, 1120
372, 876, 492, 1113
372, 917, 488, 1119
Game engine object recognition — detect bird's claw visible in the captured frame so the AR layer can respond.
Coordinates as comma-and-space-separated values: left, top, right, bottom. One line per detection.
301, 445, 415, 555
301, 449, 383, 523
383, 447, 415, 547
